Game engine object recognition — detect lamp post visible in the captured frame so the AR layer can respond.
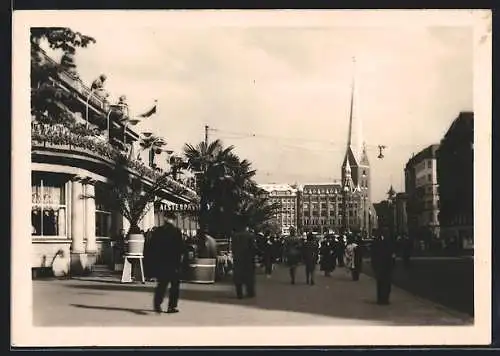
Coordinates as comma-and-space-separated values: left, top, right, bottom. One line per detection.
343, 185, 350, 232
363, 196, 368, 237
141, 134, 166, 168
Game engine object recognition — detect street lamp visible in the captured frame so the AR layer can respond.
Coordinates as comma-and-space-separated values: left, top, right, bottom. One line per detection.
343, 185, 350, 232
362, 171, 367, 235
121, 118, 140, 146
86, 74, 107, 128
144, 136, 167, 168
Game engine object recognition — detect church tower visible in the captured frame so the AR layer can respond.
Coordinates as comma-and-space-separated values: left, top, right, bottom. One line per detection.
341, 57, 372, 233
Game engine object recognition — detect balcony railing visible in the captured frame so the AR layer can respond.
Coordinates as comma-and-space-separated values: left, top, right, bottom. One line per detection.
31, 123, 199, 202
38, 48, 110, 113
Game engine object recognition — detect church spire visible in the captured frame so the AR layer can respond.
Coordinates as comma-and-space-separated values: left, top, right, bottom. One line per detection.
347, 57, 356, 150
343, 56, 363, 168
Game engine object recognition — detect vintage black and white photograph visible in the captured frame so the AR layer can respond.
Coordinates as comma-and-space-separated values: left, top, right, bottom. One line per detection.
12, 10, 491, 347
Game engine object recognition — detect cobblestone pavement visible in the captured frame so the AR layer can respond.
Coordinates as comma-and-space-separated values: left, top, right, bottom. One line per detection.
33, 265, 473, 327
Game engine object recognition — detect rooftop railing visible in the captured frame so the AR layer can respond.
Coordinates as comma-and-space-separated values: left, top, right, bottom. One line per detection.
38, 48, 110, 113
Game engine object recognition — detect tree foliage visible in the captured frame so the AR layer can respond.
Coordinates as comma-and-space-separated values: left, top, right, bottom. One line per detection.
109, 155, 190, 235
183, 139, 280, 238
31, 27, 97, 126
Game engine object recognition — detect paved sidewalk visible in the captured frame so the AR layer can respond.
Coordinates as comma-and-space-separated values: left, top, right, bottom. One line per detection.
33, 265, 473, 327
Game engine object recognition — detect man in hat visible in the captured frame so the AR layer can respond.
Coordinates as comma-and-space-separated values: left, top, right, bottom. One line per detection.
231, 225, 258, 298
150, 212, 185, 314
303, 233, 319, 285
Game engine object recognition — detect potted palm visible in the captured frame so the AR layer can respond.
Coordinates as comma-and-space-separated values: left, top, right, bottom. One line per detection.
110, 155, 188, 256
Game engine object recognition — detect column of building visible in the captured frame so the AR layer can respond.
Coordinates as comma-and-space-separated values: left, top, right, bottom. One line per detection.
84, 179, 97, 261
70, 176, 86, 273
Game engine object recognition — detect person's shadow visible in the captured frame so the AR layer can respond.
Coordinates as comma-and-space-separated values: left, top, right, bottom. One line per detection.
70, 303, 151, 316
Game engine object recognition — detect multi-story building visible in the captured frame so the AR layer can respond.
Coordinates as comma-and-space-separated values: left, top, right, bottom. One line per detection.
31, 45, 198, 277
300, 182, 342, 234
436, 111, 474, 250
404, 144, 440, 244
258, 184, 298, 236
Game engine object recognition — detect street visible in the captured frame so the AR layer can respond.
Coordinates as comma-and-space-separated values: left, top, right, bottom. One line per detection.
362, 256, 474, 316
33, 264, 472, 327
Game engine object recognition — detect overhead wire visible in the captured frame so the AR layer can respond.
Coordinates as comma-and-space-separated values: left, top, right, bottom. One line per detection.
206, 126, 424, 183
209, 127, 425, 152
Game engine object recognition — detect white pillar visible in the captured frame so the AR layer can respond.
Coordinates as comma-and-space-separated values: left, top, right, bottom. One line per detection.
71, 177, 85, 253
148, 203, 155, 229
122, 215, 130, 235
85, 182, 97, 253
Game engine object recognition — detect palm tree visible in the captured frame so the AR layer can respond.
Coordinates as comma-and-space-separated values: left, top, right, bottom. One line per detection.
184, 139, 228, 234
183, 139, 280, 239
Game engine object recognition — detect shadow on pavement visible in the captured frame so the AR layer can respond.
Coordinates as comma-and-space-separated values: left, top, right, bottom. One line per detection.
64, 268, 470, 326
70, 303, 151, 316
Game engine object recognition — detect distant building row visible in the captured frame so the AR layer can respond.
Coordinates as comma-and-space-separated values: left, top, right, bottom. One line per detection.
374, 111, 473, 250
258, 181, 376, 236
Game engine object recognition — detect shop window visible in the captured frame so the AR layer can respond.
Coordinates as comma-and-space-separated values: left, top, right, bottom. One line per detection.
95, 184, 113, 237
31, 179, 67, 237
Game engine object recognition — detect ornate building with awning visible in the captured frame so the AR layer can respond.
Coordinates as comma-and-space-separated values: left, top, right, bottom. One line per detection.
31, 48, 199, 277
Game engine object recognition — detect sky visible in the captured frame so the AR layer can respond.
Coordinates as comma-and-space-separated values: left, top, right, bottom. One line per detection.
39, 13, 473, 203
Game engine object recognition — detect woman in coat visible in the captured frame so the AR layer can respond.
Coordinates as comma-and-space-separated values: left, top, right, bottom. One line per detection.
344, 235, 363, 281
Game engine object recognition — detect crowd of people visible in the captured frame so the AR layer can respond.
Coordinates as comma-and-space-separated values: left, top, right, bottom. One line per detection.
140, 212, 398, 314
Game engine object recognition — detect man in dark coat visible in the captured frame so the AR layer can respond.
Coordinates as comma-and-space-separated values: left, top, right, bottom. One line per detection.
371, 228, 395, 305
284, 233, 303, 284
303, 233, 319, 285
320, 235, 336, 277
232, 226, 258, 299
150, 213, 185, 314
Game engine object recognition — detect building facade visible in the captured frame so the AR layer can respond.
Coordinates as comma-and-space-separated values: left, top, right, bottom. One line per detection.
436, 111, 474, 250
258, 184, 298, 236
300, 182, 342, 234
404, 144, 440, 244
31, 47, 198, 277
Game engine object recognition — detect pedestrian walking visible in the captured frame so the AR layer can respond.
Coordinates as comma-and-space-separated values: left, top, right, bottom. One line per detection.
232, 226, 258, 299
303, 233, 319, 285
336, 234, 346, 267
263, 235, 274, 278
345, 234, 363, 281
284, 233, 303, 284
401, 234, 412, 269
371, 228, 395, 305
150, 213, 185, 314
320, 235, 336, 277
